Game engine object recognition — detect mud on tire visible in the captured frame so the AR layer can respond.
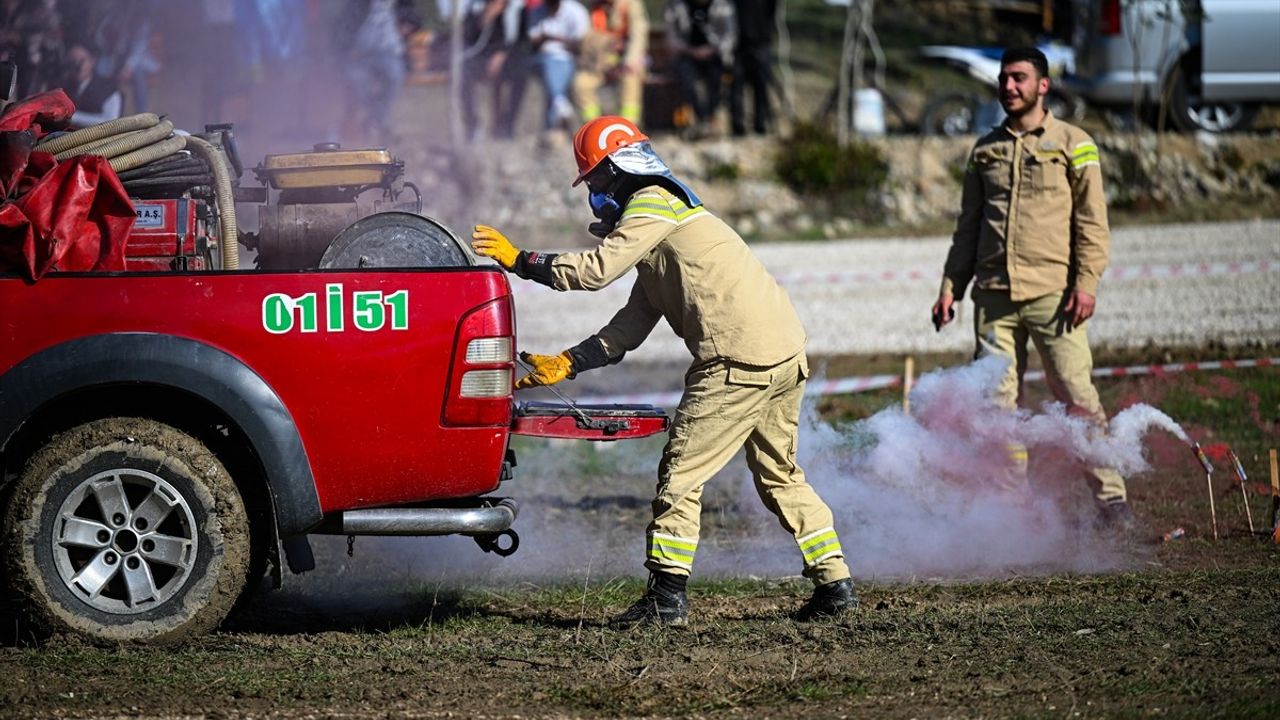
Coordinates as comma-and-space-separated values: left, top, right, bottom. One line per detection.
2, 418, 249, 644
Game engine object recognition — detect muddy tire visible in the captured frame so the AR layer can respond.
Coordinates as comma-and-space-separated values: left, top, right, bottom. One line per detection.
1, 418, 249, 644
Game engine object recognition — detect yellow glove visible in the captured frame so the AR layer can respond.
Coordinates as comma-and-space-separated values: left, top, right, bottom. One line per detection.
516, 350, 574, 389
471, 224, 521, 270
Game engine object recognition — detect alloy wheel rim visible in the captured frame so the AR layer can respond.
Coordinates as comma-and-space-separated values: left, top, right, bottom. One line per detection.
50, 468, 199, 614
940, 105, 974, 136
1189, 98, 1244, 133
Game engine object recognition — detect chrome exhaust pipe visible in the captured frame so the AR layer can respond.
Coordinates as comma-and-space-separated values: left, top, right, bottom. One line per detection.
316, 498, 518, 536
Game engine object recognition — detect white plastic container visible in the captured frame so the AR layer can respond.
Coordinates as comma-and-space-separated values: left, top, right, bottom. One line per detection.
854, 88, 886, 137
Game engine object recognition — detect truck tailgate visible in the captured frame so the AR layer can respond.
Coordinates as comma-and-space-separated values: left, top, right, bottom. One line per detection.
511, 401, 669, 440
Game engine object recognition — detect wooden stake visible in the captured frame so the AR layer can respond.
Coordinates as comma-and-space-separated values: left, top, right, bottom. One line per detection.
1228, 449, 1255, 535
1206, 471, 1219, 541
902, 356, 915, 413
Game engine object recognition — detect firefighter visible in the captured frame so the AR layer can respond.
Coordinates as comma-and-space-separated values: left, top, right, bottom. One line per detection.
931, 47, 1132, 527
572, 0, 647, 123
471, 116, 856, 625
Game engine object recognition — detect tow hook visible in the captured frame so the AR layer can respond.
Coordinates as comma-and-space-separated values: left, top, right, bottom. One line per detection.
473, 529, 520, 557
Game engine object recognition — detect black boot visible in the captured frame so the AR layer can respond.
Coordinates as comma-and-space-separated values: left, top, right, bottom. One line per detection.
610, 571, 689, 627
796, 577, 858, 621
1097, 499, 1137, 534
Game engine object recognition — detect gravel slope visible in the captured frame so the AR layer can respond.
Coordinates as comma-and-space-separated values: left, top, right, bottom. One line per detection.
507, 220, 1280, 365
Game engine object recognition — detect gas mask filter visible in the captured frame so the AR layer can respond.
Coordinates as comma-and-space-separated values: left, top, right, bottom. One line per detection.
589, 190, 621, 220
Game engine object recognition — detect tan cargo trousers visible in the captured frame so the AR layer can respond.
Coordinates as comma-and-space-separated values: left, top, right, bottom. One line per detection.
572, 68, 643, 123
646, 352, 851, 585
972, 288, 1127, 503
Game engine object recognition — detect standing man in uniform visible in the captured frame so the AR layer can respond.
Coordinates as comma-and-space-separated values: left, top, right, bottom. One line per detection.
728, 0, 773, 136
931, 47, 1132, 527
472, 116, 857, 625
573, 0, 648, 123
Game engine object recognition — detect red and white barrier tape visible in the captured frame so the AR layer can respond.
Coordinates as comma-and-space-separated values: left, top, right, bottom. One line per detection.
512, 259, 1275, 297
1026, 356, 1275, 381
574, 357, 1276, 408
771, 259, 1276, 288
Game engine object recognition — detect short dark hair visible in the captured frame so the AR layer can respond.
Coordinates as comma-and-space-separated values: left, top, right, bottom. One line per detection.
68, 40, 99, 58
1000, 47, 1049, 78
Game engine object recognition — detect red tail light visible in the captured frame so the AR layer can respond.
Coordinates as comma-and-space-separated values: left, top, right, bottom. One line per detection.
1099, 0, 1122, 36
444, 297, 514, 426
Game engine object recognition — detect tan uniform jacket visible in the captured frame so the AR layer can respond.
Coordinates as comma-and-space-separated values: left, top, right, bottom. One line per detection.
581, 0, 649, 71
941, 113, 1110, 302
549, 186, 806, 367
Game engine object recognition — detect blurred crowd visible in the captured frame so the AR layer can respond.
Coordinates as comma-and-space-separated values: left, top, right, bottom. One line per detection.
450, 0, 781, 144
0, 0, 783, 144
0, 0, 162, 127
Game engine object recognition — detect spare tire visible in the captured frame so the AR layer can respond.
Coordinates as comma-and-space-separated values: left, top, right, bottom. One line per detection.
320, 211, 474, 269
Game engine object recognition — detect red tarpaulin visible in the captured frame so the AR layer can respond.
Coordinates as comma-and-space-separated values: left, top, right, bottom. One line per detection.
0, 89, 133, 281
0, 89, 76, 137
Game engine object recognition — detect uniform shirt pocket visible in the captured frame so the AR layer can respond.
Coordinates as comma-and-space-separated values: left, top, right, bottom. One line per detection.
973, 146, 1012, 192
1028, 152, 1069, 194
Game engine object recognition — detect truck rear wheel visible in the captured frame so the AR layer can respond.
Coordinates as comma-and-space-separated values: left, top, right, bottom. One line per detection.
2, 418, 249, 644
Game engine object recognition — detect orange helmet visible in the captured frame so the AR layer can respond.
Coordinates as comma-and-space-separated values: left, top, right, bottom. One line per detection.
572, 116, 649, 186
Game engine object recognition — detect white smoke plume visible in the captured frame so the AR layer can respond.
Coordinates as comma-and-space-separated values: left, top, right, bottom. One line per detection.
273, 356, 1191, 614
760, 355, 1187, 579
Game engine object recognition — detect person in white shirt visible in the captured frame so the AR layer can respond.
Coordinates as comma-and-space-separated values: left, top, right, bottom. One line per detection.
527, 0, 589, 140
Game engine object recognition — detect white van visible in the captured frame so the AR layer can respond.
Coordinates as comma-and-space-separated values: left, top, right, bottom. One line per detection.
1066, 0, 1280, 132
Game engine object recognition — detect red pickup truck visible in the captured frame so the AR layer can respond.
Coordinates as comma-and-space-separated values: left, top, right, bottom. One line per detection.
0, 138, 667, 644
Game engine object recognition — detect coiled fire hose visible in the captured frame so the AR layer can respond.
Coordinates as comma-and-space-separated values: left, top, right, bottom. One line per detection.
35, 113, 240, 270
185, 134, 238, 269
52, 120, 175, 163
35, 112, 160, 155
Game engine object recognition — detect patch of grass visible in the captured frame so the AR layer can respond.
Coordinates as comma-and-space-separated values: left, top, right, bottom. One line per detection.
707, 159, 742, 182
5, 563, 1280, 716
774, 122, 890, 211
4, 368, 1278, 717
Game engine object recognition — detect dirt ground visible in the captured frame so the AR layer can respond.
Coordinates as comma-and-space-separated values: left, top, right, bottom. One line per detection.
1, 364, 1277, 718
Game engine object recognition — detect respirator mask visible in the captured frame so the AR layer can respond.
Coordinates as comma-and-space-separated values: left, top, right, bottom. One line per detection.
586, 162, 625, 238
584, 143, 704, 238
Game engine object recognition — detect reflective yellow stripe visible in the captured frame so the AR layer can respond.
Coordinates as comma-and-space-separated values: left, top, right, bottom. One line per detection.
623, 202, 676, 217
623, 210, 678, 223
1071, 143, 1100, 169
623, 198, 707, 224
665, 195, 705, 220
798, 527, 842, 565
648, 533, 697, 568
803, 541, 842, 565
